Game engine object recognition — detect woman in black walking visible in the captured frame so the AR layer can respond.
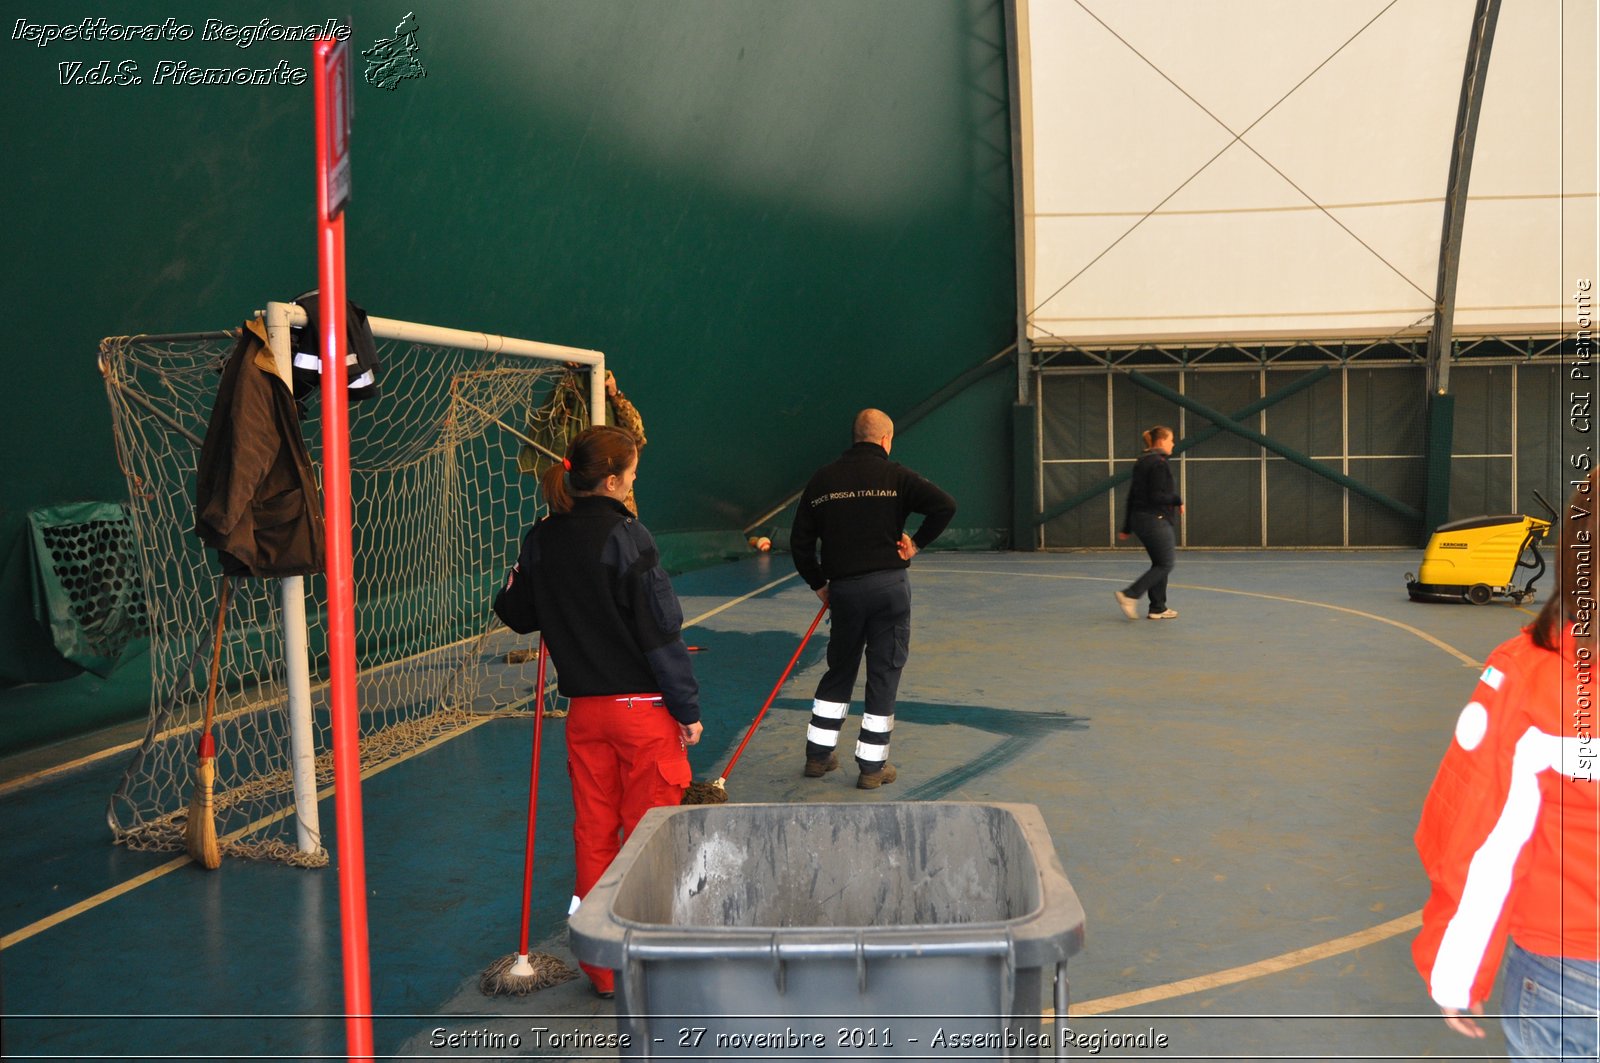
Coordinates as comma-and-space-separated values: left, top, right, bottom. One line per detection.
1115, 425, 1183, 620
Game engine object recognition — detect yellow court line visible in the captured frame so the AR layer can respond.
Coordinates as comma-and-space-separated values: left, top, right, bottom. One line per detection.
0, 737, 149, 800
1, 713, 502, 951
1061, 910, 1424, 1016
0, 678, 357, 799
0, 575, 804, 800
0, 852, 192, 952
919, 567, 1482, 668
0, 633, 497, 799
2, 573, 805, 950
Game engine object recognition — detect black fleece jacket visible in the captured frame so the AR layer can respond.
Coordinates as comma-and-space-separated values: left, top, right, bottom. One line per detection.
1121, 450, 1183, 533
493, 496, 699, 724
790, 442, 957, 589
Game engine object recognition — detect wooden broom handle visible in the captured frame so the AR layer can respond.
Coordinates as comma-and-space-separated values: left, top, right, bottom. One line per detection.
199, 576, 233, 744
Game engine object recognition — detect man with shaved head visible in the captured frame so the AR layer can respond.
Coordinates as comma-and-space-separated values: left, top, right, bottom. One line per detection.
789, 408, 957, 789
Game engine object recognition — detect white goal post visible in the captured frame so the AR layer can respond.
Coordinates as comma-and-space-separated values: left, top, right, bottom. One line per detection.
265, 302, 605, 859
100, 302, 607, 864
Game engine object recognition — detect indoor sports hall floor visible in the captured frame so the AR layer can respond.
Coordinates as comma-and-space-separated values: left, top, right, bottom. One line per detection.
2, 548, 1534, 1061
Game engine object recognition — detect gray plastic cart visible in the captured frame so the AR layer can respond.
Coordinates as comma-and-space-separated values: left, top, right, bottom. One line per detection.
569, 801, 1086, 1059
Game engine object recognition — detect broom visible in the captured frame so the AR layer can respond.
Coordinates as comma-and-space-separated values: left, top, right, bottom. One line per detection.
481, 638, 578, 994
683, 601, 829, 805
185, 575, 232, 870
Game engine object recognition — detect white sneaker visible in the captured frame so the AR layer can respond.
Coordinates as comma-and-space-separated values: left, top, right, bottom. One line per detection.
1114, 591, 1138, 620
1147, 608, 1178, 620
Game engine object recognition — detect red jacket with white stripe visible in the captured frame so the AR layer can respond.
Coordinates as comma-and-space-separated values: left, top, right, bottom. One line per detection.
1412, 624, 1599, 1009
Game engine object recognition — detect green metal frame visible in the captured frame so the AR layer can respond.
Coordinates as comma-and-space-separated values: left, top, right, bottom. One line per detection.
1122, 370, 1420, 522
1035, 366, 1333, 527
1025, 335, 1575, 541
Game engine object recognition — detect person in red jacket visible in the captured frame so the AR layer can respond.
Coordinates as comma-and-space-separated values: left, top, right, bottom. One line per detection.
1412, 470, 1598, 1060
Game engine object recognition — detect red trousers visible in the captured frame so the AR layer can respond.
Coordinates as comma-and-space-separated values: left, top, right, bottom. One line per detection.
566, 693, 691, 992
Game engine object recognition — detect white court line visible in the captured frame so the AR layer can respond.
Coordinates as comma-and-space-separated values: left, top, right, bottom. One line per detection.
1, 572, 801, 951
920, 563, 1469, 1012
683, 573, 799, 627
919, 566, 1482, 668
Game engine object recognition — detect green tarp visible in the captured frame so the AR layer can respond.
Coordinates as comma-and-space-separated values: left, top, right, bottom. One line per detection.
27, 502, 148, 677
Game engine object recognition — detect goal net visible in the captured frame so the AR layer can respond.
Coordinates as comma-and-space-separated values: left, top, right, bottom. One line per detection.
99, 308, 600, 865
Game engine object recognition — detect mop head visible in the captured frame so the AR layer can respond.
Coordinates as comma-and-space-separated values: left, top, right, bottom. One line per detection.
479, 952, 577, 995
682, 778, 728, 805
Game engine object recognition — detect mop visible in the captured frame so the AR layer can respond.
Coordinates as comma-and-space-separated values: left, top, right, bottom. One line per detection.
479, 639, 577, 994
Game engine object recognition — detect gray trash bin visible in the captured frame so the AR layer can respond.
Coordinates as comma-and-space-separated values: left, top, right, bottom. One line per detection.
569, 801, 1085, 1059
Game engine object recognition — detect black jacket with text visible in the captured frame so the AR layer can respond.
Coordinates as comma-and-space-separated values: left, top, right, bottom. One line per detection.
790, 442, 957, 589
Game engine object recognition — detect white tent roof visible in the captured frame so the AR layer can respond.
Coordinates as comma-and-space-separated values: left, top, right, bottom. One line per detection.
1018, 0, 1597, 345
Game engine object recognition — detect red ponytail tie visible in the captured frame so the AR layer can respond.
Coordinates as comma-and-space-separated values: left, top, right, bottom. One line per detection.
561, 458, 572, 471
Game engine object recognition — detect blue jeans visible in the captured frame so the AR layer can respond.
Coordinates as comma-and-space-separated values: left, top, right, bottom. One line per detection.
1502, 938, 1599, 1062
1124, 511, 1176, 613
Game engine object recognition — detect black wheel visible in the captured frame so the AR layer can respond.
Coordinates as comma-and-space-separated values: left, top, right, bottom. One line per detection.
1466, 584, 1492, 605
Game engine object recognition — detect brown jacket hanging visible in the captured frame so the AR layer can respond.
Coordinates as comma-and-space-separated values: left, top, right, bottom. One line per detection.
193, 319, 326, 577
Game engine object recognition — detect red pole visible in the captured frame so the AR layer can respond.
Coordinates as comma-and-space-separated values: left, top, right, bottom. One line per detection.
314, 35, 374, 1063
517, 640, 549, 955
719, 602, 829, 779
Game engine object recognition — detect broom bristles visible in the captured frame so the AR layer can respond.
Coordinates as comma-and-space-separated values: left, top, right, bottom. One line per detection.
185, 756, 221, 869
479, 951, 578, 995
682, 778, 728, 805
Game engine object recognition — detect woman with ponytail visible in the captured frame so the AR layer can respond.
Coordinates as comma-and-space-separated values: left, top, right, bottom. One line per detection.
1115, 425, 1184, 620
1413, 470, 1597, 1059
493, 425, 703, 999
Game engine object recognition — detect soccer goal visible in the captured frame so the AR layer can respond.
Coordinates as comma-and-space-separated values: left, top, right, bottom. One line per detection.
99, 303, 606, 865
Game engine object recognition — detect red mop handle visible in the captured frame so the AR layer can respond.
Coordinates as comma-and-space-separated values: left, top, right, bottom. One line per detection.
516, 638, 549, 956
718, 601, 829, 780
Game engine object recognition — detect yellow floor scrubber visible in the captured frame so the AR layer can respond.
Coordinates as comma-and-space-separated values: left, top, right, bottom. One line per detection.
1406, 492, 1556, 605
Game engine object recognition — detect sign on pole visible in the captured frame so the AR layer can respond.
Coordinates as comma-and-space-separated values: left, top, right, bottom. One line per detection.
324, 38, 352, 218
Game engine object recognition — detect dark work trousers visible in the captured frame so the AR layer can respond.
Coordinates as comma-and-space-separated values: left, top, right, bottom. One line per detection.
805, 568, 912, 772
1124, 511, 1177, 613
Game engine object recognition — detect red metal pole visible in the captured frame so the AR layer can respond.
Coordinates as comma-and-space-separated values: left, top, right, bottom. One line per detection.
719, 602, 829, 779
314, 35, 373, 1063
516, 640, 549, 955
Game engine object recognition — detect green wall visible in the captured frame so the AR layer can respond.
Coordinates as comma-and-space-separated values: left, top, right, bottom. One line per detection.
0, 1, 1016, 750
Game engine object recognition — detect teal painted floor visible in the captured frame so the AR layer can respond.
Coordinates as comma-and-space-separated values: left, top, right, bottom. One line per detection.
1, 549, 1536, 1061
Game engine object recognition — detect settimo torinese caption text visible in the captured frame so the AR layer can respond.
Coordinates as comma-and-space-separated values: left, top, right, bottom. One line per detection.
13, 17, 348, 86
